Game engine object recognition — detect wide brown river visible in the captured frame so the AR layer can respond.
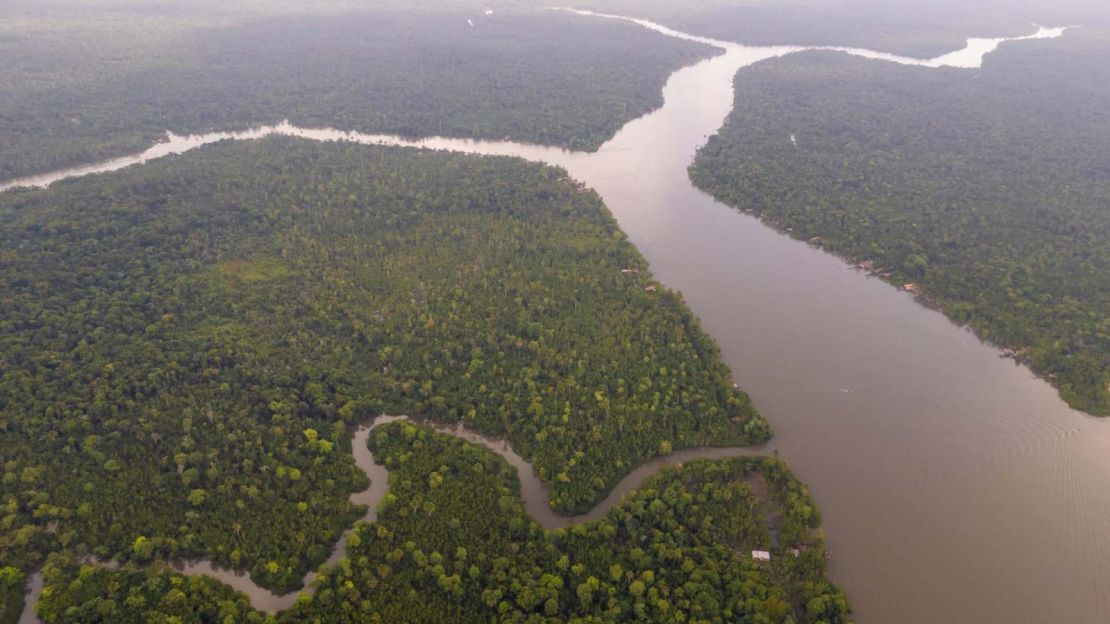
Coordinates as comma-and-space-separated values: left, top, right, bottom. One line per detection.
10, 11, 1107, 624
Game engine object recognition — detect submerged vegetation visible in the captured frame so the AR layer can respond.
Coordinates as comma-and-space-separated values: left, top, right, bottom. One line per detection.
34, 423, 849, 624
0, 5, 711, 181
0, 138, 771, 614
690, 30, 1110, 415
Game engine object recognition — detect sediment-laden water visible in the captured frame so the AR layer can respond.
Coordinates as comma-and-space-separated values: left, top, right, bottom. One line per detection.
10, 12, 1104, 624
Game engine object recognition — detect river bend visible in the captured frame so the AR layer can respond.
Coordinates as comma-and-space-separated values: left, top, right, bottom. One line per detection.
19, 415, 761, 617
10, 10, 1106, 624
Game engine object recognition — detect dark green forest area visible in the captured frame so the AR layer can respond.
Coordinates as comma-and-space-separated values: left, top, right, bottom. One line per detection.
34, 422, 849, 624
0, 139, 771, 618
8, 0, 1101, 185
690, 28, 1110, 415
0, 568, 21, 623
0, 6, 710, 181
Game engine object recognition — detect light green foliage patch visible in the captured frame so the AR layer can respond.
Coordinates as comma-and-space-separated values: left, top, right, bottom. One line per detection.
0, 138, 766, 600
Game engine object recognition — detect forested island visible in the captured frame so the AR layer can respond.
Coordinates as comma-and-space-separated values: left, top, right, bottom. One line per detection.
690, 27, 1110, 416
0, 3, 710, 181
0, 138, 811, 621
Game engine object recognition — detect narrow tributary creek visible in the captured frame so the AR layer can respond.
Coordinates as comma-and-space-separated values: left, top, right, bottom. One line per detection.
20, 415, 761, 617
12, 10, 1108, 624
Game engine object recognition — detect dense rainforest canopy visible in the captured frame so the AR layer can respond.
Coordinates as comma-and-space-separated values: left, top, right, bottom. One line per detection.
0, 568, 21, 624
689, 27, 1110, 415
0, 4, 710, 181
7, 0, 1102, 185
33, 422, 849, 624
0, 138, 773, 619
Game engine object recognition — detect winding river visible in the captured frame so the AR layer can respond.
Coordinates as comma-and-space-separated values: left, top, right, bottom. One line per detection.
10, 10, 1109, 624
18, 416, 762, 617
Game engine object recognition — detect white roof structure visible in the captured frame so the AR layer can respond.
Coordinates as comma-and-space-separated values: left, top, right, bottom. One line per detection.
752, 550, 771, 561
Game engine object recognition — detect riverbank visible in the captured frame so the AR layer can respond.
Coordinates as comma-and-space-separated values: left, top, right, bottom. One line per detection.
6, 10, 1107, 623
18, 415, 767, 620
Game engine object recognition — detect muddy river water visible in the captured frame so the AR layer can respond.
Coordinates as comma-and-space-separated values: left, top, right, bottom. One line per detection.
10, 11, 1106, 624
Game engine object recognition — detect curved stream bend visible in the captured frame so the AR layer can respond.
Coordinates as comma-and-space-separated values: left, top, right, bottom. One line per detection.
20, 416, 762, 617
12, 10, 1087, 624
